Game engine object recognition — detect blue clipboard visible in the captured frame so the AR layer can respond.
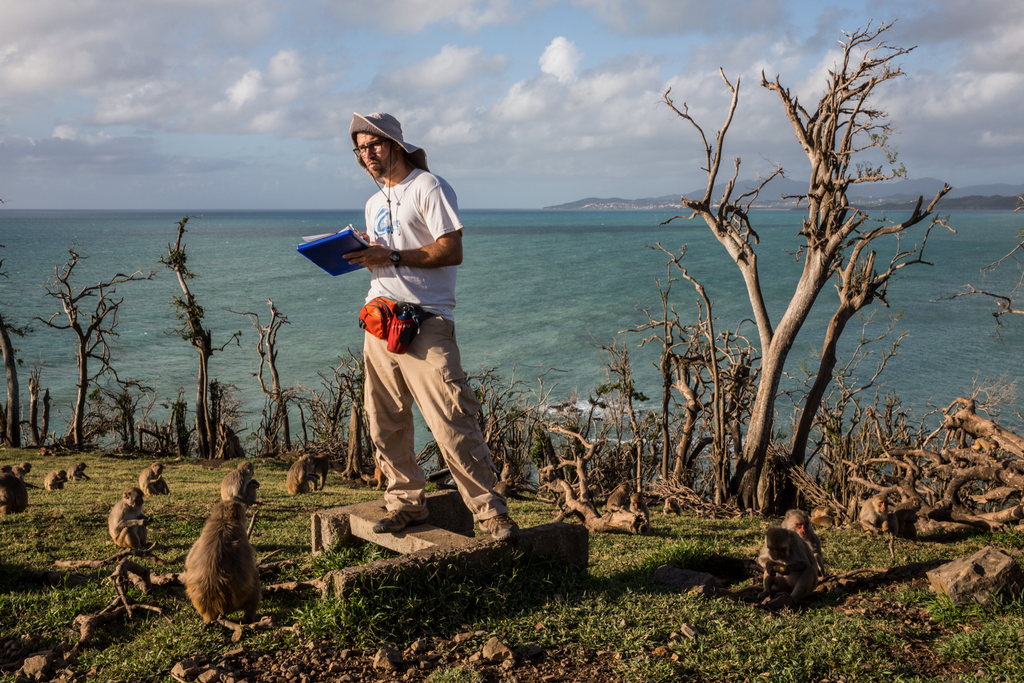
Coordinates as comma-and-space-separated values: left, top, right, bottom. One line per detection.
297, 227, 371, 276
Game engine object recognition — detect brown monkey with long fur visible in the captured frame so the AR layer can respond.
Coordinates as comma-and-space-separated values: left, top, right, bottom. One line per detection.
286, 455, 315, 494
139, 462, 170, 495
782, 509, 824, 575
12, 462, 31, 480
662, 497, 682, 515
629, 491, 650, 522
44, 470, 68, 491
809, 505, 835, 528
185, 500, 261, 625
108, 487, 150, 549
887, 504, 919, 539
308, 455, 330, 491
605, 483, 630, 512
756, 526, 819, 606
859, 494, 889, 534
0, 473, 28, 514
220, 461, 258, 504
68, 462, 90, 481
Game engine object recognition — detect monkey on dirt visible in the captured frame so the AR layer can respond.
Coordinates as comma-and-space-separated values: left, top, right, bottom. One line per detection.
108, 487, 151, 550
139, 463, 170, 495
756, 526, 819, 609
185, 499, 261, 626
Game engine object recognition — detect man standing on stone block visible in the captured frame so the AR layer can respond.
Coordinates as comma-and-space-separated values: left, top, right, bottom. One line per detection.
343, 111, 518, 541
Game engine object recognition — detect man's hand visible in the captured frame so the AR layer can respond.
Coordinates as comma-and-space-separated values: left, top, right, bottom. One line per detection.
344, 231, 463, 269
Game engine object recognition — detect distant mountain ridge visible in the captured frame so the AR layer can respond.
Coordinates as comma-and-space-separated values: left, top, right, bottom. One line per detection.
544, 178, 1024, 210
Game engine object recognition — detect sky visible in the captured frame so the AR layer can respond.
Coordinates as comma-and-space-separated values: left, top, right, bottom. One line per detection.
0, 0, 1021, 210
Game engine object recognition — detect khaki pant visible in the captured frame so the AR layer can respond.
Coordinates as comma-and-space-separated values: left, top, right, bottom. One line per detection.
363, 316, 507, 521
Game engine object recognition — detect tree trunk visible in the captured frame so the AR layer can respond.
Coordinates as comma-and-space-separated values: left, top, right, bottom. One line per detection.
73, 337, 88, 448
0, 317, 20, 447
195, 347, 211, 458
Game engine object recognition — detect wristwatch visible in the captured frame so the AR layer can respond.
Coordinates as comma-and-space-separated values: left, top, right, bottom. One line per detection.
389, 250, 401, 265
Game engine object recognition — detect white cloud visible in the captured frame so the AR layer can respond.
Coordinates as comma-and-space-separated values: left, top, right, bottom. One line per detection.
328, 0, 528, 32
571, 0, 787, 36
539, 37, 581, 83
215, 69, 266, 113
380, 45, 508, 90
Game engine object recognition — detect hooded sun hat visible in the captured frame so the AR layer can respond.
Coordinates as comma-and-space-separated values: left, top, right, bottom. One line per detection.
350, 112, 429, 172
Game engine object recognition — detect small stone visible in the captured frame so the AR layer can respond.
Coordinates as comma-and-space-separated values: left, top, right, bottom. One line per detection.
534, 622, 544, 630
668, 632, 680, 641
339, 676, 353, 683
372, 646, 403, 671
523, 645, 543, 658
453, 632, 474, 644
197, 668, 221, 683
419, 660, 435, 670
327, 662, 343, 674
407, 639, 430, 655
681, 624, 699, 639
20, 654, 52, 679
285, 665, 302, 675
172, 659, 200, 680
468, 653, 482, 662
482, 637, 513, 662
339, 649, 358, 660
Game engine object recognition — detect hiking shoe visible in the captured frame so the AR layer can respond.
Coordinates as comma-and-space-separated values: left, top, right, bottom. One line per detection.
372, 508, 429, 534
480, 514, 519, 541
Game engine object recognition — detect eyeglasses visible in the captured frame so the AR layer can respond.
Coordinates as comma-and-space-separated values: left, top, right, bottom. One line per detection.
353, 140, 387, 157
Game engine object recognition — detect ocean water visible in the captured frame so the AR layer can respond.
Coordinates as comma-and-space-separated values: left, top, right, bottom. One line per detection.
0, 208, 1021, 445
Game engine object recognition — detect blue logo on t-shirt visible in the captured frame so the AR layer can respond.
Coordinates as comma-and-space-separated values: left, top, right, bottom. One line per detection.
373, 207, 393, 238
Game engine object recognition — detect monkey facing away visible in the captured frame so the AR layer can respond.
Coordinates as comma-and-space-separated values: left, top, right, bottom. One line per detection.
286, 455, 316, 495
12, 462, 32, 480
68, 462, 90, 481
0, 473, 29, 514
859, 494, 889, 534
309, 455, 329, 491
44, 470, 68, 491
782, 509, 824, 575
809, 505, 835, 528
604, 483, 630, 513
887, 504, 919, 540
185, 499, 261, 625
756, 526, 819, 607
139, 463, 170, 495
108, 487, 151, 550
220, 462, 259, 505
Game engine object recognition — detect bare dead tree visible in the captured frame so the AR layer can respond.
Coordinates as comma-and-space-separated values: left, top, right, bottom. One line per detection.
941, 195, 1024, 326
84, 378, 156, 451
662, 22, 951, 510
160, 216, 241, 459
0, 245, 31, 447
27, 363, 51, 447
35, 246, 153, 448
237, 299, 294, 453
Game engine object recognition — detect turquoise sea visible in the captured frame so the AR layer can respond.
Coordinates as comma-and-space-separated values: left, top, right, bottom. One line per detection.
0, 208, 1021, 445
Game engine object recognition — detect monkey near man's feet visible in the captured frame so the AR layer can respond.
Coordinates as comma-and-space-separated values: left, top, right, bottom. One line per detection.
185, 500, 261, 625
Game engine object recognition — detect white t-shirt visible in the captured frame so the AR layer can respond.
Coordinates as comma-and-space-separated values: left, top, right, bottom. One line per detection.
363, 169, 463, 320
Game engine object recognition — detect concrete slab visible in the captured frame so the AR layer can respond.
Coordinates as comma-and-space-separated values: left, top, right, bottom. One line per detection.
322, 521, 590, 598
311, 489, 475, 554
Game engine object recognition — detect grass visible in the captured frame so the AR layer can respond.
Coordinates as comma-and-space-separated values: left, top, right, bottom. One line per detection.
2, 447, 1024, 682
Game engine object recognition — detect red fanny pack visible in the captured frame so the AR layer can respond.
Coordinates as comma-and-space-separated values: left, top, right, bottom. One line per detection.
358, 297, 426, 354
